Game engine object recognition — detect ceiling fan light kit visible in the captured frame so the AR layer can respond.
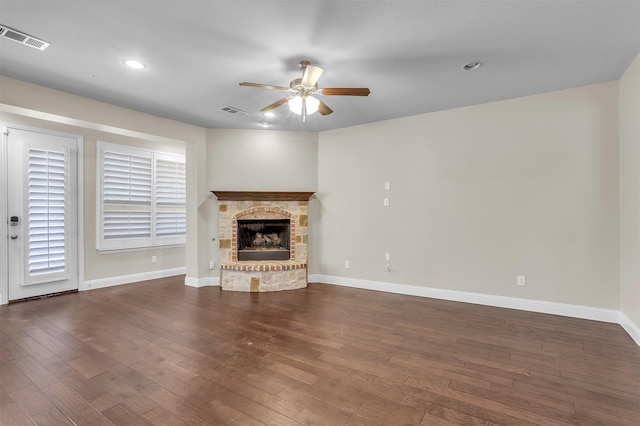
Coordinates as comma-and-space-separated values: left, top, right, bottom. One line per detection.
240, 60, 370, 123
288, 96, 320, 115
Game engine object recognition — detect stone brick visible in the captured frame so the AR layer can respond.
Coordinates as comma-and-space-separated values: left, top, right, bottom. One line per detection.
250, 277, 260, 292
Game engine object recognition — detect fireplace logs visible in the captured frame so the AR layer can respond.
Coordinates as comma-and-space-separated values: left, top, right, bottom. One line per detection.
237, 219, 290, 261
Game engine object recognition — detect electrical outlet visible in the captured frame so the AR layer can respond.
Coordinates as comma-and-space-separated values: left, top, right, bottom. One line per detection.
383, 197, 390, 207
517, 275, 526, 286
385, 263, 391, 272
209, 261, 215, 270
151, 255, 157, 264
344, 260, 350, 269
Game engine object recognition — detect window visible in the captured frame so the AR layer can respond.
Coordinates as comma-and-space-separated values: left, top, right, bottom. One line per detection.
97, 142, 185, 252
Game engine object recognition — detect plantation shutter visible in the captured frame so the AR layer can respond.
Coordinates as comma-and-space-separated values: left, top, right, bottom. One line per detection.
97, 142, 185, 251
154, 154, 186, 241
27, 148, 68, 282
101, 148, 153, 249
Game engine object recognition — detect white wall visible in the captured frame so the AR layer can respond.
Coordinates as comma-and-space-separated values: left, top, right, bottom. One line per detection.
315, 81, 620, 309
620, 52, 640, 340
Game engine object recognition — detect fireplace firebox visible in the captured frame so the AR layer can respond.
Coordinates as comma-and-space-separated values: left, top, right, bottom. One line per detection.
237, 219, 290, 261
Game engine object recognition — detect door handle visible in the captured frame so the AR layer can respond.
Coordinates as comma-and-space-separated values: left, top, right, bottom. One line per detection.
10, 234, 18, 240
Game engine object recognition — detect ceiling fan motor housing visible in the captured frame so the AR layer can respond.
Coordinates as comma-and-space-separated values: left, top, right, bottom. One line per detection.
290, 78, 303, 89
290, 78, 318, 93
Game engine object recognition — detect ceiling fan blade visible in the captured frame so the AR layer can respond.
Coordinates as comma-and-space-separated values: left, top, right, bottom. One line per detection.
318, 100, 333, 116
240, 82, 289, 91
260, 97, 289, 113
301, 65, 324, 87
321, 87, 370, 96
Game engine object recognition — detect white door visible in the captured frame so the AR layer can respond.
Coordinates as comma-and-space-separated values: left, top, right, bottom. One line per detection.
6, 127, 79, 301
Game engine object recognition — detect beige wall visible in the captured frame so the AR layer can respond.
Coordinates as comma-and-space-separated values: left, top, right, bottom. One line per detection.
206, 128, 318, 191
620, 53, 640, 330
315, 81, 620, 309
0, 78, 204, 143
0, 76, 205, 283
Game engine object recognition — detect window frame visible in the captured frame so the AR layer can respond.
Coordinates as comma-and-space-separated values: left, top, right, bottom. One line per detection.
96, 141, 186, 253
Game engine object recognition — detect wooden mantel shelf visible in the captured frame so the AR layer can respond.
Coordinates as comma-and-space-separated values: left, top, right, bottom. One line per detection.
211, 191, 315, 201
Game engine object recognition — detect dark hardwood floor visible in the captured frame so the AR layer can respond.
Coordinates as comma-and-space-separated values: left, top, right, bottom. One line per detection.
1, 276, 639, 425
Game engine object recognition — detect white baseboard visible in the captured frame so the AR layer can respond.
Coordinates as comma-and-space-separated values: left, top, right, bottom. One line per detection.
184, 275, 220, 288
81, 267, 186, 291
308, 274, 634, 340
619, 311, 640, 346
80, 271, 639, 346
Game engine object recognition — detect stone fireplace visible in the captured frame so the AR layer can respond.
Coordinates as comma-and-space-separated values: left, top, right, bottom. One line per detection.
212, 191, 314, 292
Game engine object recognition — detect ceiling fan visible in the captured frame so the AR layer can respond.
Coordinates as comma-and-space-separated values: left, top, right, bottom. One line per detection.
240, 60, 370, 122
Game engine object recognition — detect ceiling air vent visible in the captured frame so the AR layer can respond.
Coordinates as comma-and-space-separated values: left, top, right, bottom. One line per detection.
220, 106, 247, 115
0, 25, 50, 51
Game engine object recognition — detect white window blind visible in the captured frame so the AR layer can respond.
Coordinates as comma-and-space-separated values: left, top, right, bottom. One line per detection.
28, 149, 68, 279
97, 142, 186, 251
103, 150, 152, 243
155, 154, 186, 240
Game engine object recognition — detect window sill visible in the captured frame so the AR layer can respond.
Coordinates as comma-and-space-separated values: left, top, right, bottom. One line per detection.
97, 243, 185, 254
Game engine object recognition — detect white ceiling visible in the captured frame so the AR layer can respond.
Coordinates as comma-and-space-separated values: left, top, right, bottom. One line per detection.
1, 1, 639, 132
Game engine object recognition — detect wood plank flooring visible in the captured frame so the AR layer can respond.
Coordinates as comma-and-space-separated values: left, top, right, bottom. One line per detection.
1, 276, 639, 425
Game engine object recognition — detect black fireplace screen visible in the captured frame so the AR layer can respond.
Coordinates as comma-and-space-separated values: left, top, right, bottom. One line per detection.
237, 219, 290, 261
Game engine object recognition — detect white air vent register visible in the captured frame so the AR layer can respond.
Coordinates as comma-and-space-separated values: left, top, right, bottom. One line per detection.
0, 25, 50, 50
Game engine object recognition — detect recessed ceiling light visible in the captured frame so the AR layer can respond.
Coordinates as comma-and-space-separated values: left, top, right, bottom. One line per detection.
123, 59, 146, 70
462, 61, 482, 71
263, 112, 276, 118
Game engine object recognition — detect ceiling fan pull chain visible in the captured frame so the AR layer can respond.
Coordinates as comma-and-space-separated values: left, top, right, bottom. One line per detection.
302, 99, 307, 123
